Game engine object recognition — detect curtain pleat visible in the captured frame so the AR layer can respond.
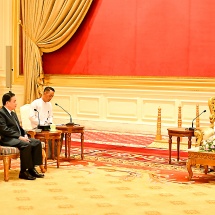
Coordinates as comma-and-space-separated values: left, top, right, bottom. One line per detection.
20, 0, 94, 103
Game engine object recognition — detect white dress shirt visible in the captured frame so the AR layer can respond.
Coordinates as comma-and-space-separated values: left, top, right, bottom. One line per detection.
29, 98, 53, 129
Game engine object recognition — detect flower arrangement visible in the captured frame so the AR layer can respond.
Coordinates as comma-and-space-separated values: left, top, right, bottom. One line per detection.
199, 136, 215, 152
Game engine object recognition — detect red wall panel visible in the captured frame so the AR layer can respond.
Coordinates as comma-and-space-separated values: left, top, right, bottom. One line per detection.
42, 0, 215, 77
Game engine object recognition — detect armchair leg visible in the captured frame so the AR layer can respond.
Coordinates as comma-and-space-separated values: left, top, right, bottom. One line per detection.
3, 156, 10, 182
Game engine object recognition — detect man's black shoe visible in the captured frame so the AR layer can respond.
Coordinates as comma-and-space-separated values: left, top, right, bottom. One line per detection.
28, 168, 45, 178
208, 168, 215, 173
19, 171, 36, 180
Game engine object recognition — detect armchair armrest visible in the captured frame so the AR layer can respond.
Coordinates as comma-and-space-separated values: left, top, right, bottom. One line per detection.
27, 130, 36, 138
194, 127, 214, 147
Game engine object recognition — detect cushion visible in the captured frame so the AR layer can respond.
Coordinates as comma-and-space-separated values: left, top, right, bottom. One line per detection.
0, 141, 44, 156
0, 146, 20, 155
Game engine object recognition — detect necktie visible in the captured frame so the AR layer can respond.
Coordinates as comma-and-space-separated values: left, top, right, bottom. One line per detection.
11, 112, 22, 135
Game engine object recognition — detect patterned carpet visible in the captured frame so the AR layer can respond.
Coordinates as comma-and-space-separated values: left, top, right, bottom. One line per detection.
1, 130, 213, 184
62, 130, 215, 184
2, 162, 215, 215
1, 131, 215, 215
67, 141, 215, 185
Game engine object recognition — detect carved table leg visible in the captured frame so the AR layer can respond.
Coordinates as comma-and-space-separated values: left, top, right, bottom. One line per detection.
57, 138, 61, 168
45, 139, 48, 170
204, 165, 208, 174
67, 133, 71, 158
169, 135, 172, 164
81, 132, 84, 160
177, 136, 180, 162
65, 133, 68, 158
40, 149, 46, 173
51, 138, 55, 160
188, 136, 192, 149
186, 158, 194, 180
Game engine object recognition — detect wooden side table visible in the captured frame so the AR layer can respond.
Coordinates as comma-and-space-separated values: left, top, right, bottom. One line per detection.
167, 128, 194, 164
31, 130, 62, 170
56, 125, 85, 160
187, 151, 215, 180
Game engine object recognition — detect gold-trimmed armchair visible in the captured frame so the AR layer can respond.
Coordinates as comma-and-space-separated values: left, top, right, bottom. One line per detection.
194, 97, 215, 146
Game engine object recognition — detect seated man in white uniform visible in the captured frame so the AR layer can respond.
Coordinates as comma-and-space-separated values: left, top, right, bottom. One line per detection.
29, 87, 56, 158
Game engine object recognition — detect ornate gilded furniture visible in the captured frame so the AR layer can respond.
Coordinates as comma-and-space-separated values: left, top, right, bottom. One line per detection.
194, 97, 215, 147
187, 151, 215, 180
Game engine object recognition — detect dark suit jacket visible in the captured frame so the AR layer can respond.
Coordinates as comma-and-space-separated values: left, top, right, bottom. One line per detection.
0, 106, 26, 146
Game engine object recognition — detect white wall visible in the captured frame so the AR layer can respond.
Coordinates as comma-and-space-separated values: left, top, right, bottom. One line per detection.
48, 86, 212, 136
0, 0, 213, 137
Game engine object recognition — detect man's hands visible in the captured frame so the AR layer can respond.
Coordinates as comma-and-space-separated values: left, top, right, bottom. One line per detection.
19, 135, 31, 143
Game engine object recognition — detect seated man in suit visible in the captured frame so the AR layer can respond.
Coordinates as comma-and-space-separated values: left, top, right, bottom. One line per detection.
0, 91, 44, 180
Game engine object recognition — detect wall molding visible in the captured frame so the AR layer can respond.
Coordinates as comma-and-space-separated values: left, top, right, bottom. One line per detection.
12, 73, 215, 92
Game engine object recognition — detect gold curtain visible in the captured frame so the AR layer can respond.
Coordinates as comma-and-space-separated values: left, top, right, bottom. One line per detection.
20, 0, 94, 103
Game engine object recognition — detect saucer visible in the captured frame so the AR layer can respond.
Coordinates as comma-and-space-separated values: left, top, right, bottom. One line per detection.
38, 125, 50, 131
35, 129, 42, 132
50, 129, 57, 132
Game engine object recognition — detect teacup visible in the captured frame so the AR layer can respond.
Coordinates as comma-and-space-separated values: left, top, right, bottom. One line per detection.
50, 124, 56, 131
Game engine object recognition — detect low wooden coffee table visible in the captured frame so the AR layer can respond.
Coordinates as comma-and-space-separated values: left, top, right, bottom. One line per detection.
186, 150, 215, 180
